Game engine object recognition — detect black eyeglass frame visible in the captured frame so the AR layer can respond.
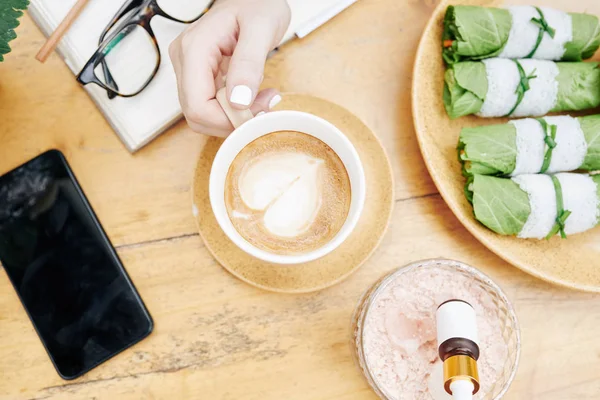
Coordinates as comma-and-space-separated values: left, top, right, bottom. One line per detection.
76, 0, 215, 98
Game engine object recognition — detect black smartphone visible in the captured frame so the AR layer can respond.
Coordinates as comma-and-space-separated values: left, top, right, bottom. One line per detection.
0, 150, 153, 380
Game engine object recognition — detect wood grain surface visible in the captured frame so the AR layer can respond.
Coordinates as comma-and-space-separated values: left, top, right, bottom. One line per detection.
0, 0, 599, 399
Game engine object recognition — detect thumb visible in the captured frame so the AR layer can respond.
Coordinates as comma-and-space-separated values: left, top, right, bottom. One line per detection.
226, 17, 278, 109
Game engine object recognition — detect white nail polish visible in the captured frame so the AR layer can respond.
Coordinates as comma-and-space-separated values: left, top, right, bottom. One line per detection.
269, 95, 282, 110
230, 85, 253, 106
256, 111, 266, 116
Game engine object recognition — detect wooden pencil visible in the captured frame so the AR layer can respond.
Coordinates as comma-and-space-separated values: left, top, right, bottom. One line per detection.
35, 0, 91, 63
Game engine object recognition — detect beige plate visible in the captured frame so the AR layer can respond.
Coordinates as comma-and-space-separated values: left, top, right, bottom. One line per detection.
192, 94, 394, 293
412, 0, 600, 292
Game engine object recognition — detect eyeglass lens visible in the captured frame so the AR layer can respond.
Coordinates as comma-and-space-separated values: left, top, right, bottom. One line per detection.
95, 24, 159, 96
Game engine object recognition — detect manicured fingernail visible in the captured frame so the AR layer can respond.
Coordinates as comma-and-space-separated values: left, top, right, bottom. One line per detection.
256, 111, 266, 116
269, 94, 282, 109
230, 85, 252, 106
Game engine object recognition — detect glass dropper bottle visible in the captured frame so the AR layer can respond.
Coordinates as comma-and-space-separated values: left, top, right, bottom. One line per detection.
436, 299, 480, 400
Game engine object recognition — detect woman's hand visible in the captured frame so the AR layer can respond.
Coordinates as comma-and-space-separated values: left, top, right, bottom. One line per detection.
169, 0, 291, 137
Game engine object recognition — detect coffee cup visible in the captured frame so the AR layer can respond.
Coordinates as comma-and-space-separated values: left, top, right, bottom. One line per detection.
209, 89, 366, 265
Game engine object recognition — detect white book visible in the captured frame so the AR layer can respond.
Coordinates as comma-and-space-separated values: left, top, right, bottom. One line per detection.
29, 0, 357, 152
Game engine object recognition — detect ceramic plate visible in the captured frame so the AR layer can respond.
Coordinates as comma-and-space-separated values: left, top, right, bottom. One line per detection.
412, 0, 600, 291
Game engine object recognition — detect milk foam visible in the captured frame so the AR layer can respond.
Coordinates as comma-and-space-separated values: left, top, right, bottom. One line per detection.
225, 130, 351, 255
237, 152, 325, 237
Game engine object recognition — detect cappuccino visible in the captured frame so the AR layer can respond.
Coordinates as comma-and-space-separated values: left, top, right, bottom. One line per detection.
224, 131, 351, 255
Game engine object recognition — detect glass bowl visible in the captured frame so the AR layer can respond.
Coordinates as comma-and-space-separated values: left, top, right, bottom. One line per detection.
352, 259, 521, 400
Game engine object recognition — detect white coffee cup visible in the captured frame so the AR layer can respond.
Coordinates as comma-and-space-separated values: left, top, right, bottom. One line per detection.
209, 89, 366, 265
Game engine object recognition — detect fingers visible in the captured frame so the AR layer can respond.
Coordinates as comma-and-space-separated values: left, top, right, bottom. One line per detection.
190, 89, 282, 137
249, 88, 282, 115
226, 16, 278, 110
169, 12, 238, 134
169, 0, 291, 137
214, 56, 230, 87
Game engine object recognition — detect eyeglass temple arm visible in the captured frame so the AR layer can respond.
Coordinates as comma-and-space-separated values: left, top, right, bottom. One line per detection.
100, 0, 143, 42
99, 0, 144, 98
100, 63, 119, 99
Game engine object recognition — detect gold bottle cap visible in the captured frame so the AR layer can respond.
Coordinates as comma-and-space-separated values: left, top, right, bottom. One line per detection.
443, 354, 480, 395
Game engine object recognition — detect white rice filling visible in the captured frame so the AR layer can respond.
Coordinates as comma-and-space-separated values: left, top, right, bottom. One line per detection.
555, 173, 599, 235
499, 6, 540, 59
511, 60, 559, 118
499, 6, 572, 60
477, 59, 519, 117
533, 7, 573, 60
510, 118, 546, 176
513, 174, 557, 239
543, 116, 588, 173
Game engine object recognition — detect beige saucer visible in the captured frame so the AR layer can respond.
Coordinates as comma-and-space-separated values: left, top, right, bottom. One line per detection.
192, 94, 394, 293
412, 0, 600, 292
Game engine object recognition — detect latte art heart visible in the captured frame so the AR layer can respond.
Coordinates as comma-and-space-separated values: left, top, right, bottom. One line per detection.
237, 152, 324, 237
225, 131, 351, 255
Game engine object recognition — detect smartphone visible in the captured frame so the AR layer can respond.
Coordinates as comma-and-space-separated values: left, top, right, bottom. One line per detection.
0, 150, 153, 380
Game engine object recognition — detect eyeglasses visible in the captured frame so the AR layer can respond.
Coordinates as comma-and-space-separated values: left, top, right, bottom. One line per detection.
76, 0, 215, 99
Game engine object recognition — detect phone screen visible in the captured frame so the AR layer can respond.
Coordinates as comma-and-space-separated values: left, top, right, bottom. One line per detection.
0, 150, 153, 379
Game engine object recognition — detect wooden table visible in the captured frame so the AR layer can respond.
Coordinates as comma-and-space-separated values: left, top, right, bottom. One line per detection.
1, 1, 599, 399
